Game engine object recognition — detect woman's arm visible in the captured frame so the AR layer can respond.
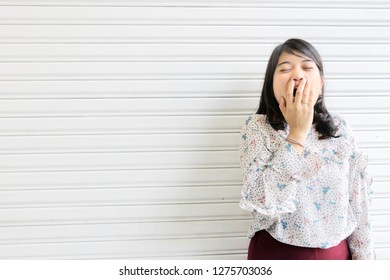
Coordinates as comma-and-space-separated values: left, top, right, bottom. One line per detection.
239, 115, 321, 219
240, 78, 319, 218
345, 123, 375, 259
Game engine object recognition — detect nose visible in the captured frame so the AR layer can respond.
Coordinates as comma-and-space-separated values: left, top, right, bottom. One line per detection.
291, 70, 305, 87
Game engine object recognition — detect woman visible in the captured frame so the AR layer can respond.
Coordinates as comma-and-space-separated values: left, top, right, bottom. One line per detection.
239, 38, 374, 260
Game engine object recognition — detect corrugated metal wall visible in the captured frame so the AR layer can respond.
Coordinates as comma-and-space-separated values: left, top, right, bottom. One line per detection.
0, 0, 389, 259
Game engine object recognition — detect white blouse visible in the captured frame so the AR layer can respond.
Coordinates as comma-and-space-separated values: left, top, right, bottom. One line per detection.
239, 113, 374, 260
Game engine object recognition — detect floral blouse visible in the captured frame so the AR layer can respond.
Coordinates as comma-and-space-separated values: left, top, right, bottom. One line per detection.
239, 113, 374, 260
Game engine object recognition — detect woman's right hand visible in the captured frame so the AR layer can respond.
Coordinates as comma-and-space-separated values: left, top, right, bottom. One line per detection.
279, 77, 316, 144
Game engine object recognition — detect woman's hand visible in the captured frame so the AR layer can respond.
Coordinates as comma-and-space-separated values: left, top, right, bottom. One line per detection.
279, 77, 316, 145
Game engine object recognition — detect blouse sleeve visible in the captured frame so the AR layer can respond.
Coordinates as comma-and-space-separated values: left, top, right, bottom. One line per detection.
344, 121, 375, 260
239, 115, 322, 219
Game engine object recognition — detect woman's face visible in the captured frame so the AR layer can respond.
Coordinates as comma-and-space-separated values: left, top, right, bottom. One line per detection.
273, 51, 323, 104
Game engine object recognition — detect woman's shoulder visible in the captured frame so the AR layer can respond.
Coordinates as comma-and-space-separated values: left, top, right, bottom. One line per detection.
244, 113, 267, 123
242, 113, 271, 133
241, 113, 282, 146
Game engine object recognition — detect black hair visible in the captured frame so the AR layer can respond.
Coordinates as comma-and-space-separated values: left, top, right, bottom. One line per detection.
256, 38, 339, 139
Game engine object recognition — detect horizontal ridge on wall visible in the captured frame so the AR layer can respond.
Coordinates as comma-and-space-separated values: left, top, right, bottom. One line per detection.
0, 203, 248, 225
0, 173, 388, 190
0, 149, 388, 170
0, 130, 388, 154
1, 26, 390, 44
0, 166, 388, 187
0, 235, 248, 259
1, 0, 390, 8
0, 96, 389, 117
1, 44, 390, 62
0, 186, 387, 209
0, 181, 387, 194
0, 79, 389, 98
0, 6, 390, 26
0, 185, 242, 206
0, 220, 250, 244
1, 168, 387, 189
0, 202, 387, 225
0, 227, 389, 253
1, 114, 390, 136
1, 62, 390, 81
1, 60, 390, 75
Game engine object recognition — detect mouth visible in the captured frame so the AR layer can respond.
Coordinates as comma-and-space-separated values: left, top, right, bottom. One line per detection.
293, 88, 297, 97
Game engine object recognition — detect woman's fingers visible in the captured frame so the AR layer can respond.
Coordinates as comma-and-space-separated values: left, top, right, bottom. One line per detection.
307, 88, 316, 108
279, 97, 286, 115
294, 77, 306, 105
301, 78, 311, 105
286, 79, 295, 106
281, 77, 314, 139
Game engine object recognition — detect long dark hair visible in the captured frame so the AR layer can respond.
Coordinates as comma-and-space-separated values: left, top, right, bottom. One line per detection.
256, 38, 339, 139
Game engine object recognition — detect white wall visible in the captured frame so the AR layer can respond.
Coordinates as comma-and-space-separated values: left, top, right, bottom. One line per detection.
0, 0, 389, 259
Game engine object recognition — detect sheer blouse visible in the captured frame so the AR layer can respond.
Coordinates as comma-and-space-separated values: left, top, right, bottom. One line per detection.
239, 113, 374, 259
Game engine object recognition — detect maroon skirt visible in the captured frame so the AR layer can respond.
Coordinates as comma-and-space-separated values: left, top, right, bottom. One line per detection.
248, 230, 352, 260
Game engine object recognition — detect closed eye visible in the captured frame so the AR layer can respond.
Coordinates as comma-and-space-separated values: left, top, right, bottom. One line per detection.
280, 69, 291, 73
